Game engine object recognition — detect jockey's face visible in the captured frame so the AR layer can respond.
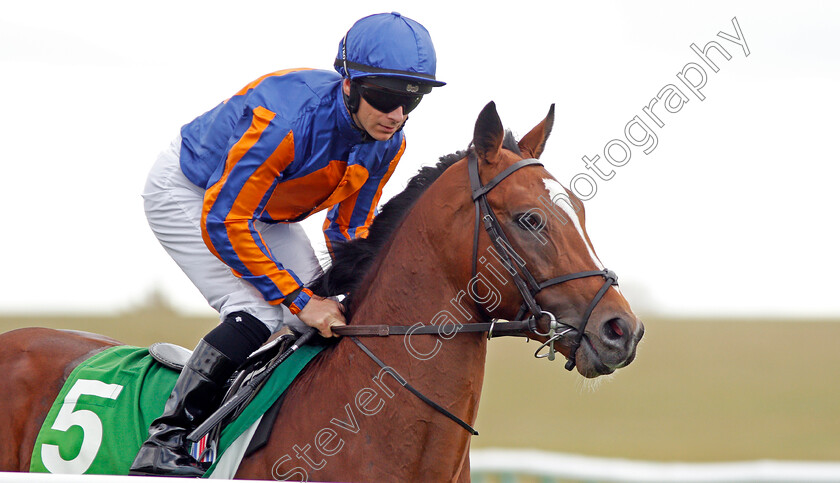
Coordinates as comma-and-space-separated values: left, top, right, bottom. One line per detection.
343, 79, 408, 141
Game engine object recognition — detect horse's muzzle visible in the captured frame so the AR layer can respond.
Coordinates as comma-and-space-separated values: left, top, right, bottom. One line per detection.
575, 315, 644, 378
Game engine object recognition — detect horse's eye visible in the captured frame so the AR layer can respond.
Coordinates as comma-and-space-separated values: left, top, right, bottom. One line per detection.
516, 212, 544, 231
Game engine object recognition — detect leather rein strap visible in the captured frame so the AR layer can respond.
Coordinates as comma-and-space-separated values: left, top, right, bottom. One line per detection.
348, 336, 479, 435
330, 150, 619, 434
333, 319, 531, 337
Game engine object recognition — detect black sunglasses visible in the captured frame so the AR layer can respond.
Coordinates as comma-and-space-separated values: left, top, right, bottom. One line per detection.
356, 82, 424, 114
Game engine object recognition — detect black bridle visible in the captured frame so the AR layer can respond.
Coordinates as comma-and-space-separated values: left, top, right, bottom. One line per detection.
330, 150, 620, 434
466, 151, 618, 370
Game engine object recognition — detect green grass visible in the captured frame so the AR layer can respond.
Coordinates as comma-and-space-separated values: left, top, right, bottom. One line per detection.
2, 308, 838, 462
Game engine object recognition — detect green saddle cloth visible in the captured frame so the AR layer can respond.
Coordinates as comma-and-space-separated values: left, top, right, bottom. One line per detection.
29, 343, 324, 475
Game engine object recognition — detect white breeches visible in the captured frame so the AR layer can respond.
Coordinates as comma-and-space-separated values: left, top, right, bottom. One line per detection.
141, 136, 322, 333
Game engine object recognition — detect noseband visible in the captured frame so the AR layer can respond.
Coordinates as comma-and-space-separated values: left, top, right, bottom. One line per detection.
466, 151, 618, 370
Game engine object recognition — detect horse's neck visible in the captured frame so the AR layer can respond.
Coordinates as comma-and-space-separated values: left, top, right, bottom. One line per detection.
245, 174, 487, 480
339, 212, 488, 477
357, 224, 489, 387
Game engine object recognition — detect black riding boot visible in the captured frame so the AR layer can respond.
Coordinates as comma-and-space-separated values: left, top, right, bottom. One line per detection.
129, 338, 237, 476
129, 311, 271, 477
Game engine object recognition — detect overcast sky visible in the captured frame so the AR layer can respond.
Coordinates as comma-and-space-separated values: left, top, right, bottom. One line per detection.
1, 1, 838, 318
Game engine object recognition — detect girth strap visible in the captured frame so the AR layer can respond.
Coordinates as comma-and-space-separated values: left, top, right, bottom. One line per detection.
348, 336, 479, 435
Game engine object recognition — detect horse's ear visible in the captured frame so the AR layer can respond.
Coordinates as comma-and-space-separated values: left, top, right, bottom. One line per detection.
518, 104, 555, 159
473, 101, 504, 164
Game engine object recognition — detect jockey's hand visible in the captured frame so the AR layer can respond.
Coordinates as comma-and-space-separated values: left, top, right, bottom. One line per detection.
297, 296, 346, 338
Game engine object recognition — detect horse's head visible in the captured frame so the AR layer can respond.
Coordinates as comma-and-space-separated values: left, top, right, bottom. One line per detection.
463, 101, 644, 378
312, 101, 642, 378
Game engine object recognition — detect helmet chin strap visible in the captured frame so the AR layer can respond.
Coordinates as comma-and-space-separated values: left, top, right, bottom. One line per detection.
344, 81, 361, 114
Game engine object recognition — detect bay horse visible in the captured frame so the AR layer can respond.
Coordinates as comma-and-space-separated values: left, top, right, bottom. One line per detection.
0, 102, 643, 481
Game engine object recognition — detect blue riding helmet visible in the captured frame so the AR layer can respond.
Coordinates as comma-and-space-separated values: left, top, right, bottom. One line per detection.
335, 12, 445, 95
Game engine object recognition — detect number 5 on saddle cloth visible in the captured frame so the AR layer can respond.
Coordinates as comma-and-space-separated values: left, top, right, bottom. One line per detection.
29, 332, 326, 477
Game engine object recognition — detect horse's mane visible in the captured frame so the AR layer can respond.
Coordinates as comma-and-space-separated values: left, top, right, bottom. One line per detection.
309, 131, 522, 305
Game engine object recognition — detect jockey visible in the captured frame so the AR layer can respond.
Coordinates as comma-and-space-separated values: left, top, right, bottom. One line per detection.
131, 12, 444, 477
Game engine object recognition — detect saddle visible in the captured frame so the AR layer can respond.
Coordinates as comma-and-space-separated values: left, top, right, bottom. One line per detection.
149, 333, 302, 458
149, 333, 296, 373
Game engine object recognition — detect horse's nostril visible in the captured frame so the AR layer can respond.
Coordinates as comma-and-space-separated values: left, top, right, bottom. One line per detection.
603, 318, 625, 341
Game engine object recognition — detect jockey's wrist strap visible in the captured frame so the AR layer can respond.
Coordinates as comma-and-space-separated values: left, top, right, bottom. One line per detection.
286, 288, 314, 315
282, 288, 303, 308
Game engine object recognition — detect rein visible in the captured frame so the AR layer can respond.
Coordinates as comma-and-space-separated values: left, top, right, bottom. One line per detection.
331, 151, 619, 434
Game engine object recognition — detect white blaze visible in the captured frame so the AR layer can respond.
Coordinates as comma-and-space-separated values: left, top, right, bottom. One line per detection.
542, 178, 605, 270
